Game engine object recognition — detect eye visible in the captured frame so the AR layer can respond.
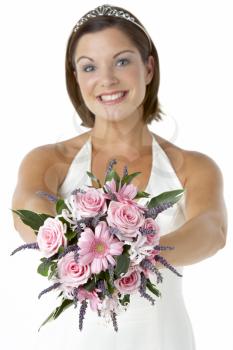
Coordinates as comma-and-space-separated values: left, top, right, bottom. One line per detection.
116, 58, 129, 66
82, 65, 95, 73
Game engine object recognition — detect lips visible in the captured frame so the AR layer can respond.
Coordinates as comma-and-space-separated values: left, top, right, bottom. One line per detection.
97, 90, 128, 105
97, 90, 128, 98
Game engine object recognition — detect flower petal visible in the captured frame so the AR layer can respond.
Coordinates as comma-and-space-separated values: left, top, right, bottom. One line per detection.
91, 258, 102, 274
106, 255, 116, 265
78, 252, 94, 265
102, 257, 108, 270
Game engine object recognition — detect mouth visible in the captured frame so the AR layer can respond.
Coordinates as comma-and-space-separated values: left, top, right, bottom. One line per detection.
97, 91, 128, 105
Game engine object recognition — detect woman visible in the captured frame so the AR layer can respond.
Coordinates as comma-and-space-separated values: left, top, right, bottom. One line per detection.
11, 4, 227, 350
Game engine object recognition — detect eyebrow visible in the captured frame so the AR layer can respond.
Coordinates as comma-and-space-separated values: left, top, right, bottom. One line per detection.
76, 50, 136, 64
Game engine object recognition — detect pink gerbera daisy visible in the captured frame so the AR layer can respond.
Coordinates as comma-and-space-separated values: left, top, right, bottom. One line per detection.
78, 221, 124, 274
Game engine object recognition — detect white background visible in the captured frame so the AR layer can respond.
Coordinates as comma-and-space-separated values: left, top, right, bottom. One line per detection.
1, 0, 232, 349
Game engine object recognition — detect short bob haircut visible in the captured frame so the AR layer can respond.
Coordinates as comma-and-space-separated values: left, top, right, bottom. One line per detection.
65, 5, 165, 128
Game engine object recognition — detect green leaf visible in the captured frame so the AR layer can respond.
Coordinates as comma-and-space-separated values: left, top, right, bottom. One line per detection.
65, 230, 77, 241
11, 209, 47, 231
83, 278, 96, 292
148, 189, 185, 209
134, 191, 151, 199
86, 171, 102, 188
95, 271, 105, 282
57, 291, 63, 298
38, 213, 54, 221
121, 172, 141, 186
48, 263, 57, 280
119, 294, 130, 306
58, 246, 65, 255
146, 279, 162, 297
38, 298, 73, 331
122, 244, 131, 254
104, 271, 115, 295
56, 199, 68, 215
52, 299, 73, 319
106, 281, 115, 294
37, 259, 56, 277
114, 254, 130, 278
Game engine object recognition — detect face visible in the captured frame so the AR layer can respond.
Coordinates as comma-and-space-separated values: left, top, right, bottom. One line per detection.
73, 27, 154, 123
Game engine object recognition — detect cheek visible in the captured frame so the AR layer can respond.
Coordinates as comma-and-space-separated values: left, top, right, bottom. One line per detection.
77, 74, 97, 97
125, 67, 147, 95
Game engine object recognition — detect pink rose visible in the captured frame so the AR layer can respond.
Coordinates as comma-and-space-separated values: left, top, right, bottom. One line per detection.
106, 201, 145, 241
72, 188, 107, 217
143, 218, 160, 246
57, 252, 91, 288
114, 267, 141, 294
37, 217, 67, 258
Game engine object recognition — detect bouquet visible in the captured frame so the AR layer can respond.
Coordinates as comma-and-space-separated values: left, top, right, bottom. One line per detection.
11, 159, 184, 332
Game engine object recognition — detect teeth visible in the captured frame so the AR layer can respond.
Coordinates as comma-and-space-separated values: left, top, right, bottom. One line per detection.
100, 91, 125, 101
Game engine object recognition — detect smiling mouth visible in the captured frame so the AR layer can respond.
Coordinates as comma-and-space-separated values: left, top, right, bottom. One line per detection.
97, 91, 128, 105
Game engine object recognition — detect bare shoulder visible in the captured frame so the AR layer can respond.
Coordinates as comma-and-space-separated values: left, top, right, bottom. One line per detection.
15, 132, 91, 193
14, 143, 62, 195
152, 133, 223, 187
181, 147, 224, 183
153, 133, 227, 240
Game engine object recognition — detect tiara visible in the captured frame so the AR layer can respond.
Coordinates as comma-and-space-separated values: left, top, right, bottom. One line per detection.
73, 4, 152, 51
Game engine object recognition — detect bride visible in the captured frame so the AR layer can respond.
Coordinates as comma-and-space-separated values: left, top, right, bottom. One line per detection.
11, 4, 227, 350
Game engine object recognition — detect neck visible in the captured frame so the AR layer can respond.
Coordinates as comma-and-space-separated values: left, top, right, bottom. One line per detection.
88, 113, 153, 156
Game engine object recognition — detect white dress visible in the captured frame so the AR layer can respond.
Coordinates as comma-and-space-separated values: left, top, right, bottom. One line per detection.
35, 133, 196, 350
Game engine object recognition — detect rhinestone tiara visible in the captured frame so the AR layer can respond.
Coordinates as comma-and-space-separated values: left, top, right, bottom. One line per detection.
73, 4, 152, 51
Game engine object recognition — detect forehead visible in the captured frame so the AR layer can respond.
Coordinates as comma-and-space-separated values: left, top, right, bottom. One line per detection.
74, 27, 136, 57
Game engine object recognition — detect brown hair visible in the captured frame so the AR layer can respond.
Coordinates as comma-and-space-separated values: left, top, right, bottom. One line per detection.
65, 5, 165, 128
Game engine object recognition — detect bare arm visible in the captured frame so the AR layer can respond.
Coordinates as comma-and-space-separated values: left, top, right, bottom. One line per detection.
11, 145, 60, 243
157, 151, 228, 269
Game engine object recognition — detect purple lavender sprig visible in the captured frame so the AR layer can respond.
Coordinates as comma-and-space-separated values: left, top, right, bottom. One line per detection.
139, 227, 157, 235
79, 299, 88, 331
75, 217, 92, 233
139, 272, 156, 305
122, 165, 128, 177
140, 259, 163, 284
35, 191, 58, 202
97, 309, 101, 317
109, 226, 122, 236
111, 310, 118, 332
91, 212, 107, 228
10, 242, 39, 256
73, 288, 79, 309
38, 282, 61, 299
71, 188, 86, 195
97, 279, 111, 298
74, 248, 80, 264
154, 255, 183, 277
145, 202, 174, 219
153, 245, 175, 251
108, 264, 114, 284
58, 244, 79, 259
105, 159, 117, 178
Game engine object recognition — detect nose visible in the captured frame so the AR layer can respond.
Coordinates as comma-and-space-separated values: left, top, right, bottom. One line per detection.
100, 66, 119, 87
